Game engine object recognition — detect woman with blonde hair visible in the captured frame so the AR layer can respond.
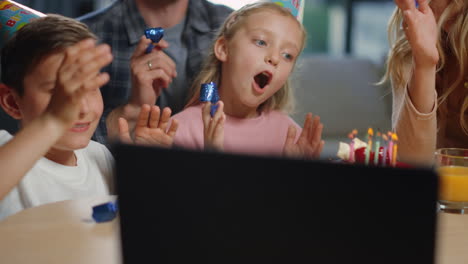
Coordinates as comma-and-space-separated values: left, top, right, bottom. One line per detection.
170, 2, 324, 159
381, 0, 467, 165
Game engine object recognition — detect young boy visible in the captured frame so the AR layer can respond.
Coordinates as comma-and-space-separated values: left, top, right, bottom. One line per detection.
0, 14, 114, 220
0, 14, 180, 223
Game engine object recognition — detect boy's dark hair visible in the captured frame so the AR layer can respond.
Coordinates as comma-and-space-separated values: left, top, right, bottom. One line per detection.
1, 14, 97, 96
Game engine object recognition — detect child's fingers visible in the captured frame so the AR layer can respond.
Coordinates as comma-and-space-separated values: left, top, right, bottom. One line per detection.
59, 44, 113, 93
166, 119, 179, 138
208, 101, 224, 137
72, 44, 113, 82
60, 40, 103, 78
148, 105, 161, 129
82, 72, 110, 92
307, 115, 320, 142
136, 104, 151, 128
212, 113, 225, 140
206, 104, 219, 138
314, 140, 325, 158
64, 38, 96, 60
202, 102, 212, 129
158, 107, 172, 131
284, 125, 297, 148
309, 120, 324, 151
300, 113, 313, 141
118, 117, 133, 144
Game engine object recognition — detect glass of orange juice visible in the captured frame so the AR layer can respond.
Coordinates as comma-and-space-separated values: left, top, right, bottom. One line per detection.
435, 148, 468, 214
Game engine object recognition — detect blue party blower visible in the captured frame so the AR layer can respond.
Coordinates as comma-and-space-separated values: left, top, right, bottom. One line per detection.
145, 27, 164, 53
199, 82, 219, 117
92, 200, 119, 223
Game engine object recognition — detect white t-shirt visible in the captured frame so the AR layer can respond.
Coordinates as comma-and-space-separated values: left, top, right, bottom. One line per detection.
0, 130, 115, 220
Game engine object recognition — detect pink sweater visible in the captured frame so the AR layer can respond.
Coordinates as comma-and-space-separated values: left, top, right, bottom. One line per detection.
171, 105, 302, 157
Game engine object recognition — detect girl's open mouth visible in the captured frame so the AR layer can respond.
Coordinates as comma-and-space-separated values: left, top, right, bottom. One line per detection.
254, 71, 272, 89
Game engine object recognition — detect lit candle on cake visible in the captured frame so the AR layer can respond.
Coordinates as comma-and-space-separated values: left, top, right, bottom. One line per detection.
382, 134, 388, 166
348, 129, 357, 163
387, 132, 394, 166
391, 133, 398, 167
373, 131, 381, 165
364, 128, 373, 165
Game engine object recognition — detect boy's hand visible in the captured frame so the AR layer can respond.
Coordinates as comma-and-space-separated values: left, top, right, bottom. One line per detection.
395, 0, 439, 68
118, 104, 178, 147
202, 101, 225, 151
283, 113, 324, 159
128, 36, 177, 107
46, 39, 112, 129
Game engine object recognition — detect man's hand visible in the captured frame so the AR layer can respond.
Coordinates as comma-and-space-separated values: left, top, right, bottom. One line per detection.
128, 36, 177, 106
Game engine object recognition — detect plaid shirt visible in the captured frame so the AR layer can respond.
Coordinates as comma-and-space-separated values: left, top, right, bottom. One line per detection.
77, 0, 232, 145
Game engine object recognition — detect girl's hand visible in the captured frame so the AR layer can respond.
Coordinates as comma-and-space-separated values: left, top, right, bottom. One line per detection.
119, 104, 178, 147
395, 0, 439, 68
283, 113, 324, 159
202, 101, 225, 151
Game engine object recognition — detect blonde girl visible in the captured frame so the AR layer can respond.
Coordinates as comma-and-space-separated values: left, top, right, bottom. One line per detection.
170, 2, 324, 159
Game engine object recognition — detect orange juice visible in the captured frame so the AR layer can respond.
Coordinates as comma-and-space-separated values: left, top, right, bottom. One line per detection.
438, 166, 468, 202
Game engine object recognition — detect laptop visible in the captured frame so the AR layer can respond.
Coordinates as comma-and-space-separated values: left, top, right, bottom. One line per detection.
113, 143, 438, 264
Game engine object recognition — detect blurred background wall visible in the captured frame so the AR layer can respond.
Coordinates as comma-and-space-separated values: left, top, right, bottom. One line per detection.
6, 0, 397, 159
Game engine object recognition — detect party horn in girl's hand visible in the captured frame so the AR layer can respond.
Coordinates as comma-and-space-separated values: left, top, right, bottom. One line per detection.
200, 82, 219, 117
144, 27, 164, 53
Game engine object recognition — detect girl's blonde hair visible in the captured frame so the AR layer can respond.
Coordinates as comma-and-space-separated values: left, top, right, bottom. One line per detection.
380, 0, 468, 134
184, 2, 307, 114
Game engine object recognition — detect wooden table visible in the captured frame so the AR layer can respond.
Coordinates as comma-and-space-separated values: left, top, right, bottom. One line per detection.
436, 212, 468, 264
0, 196, 467, 264
0, 196, 122, 264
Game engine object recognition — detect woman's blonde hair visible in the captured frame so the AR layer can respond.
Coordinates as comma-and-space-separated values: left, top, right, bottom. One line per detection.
380, 0, 468, 134
184, 2, 307, 114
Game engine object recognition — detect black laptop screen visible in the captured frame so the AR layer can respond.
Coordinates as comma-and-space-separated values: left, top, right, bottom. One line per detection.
113, 143, 438, 264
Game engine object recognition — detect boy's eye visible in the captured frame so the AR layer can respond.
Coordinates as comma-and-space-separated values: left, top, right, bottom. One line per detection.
255, 39, 267, 46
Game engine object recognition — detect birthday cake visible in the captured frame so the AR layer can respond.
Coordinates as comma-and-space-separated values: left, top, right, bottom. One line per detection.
337, 129, 410, 167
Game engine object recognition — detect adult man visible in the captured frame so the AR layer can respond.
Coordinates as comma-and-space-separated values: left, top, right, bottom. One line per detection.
78, 0, 232, 144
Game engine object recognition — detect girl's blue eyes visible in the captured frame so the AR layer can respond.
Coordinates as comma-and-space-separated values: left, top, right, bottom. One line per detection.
255, 39, 267, 46
282, 53, 293, 61
254, 39, 295, 61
